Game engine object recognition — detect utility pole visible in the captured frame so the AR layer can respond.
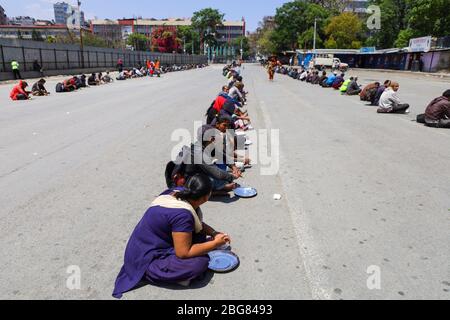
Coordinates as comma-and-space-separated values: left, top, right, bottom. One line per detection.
313, 17, 317, 54
78, 0, 84, 68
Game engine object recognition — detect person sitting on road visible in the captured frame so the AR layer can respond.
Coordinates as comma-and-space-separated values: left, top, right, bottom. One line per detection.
74, 75, 87, 88
332, 73, 345, 90
102, 72, 113, 83
173, 125, 240, 195
64, 78, 77, 92
310, 71, 320, 85
31, 79, 50, 96
112, 173, 231, 299
371, 80, 391, 106
323, 72, 337, 88
299, 69, 308, 82
360, 82, 380, 102
346, 77, 362, 96
377, 82, 410, 114
416, 90, 450, 129
339, 77, 352, 94
88, 73, 99, 86
10, 80, 31, 100
317, 71, 328, 86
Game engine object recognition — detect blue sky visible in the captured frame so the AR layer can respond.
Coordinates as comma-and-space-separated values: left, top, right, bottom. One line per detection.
2, 0, 290, 31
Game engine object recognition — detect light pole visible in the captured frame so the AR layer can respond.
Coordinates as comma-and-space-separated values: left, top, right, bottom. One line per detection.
183, 36, 186, 54
77, 0, 84, 68
240, 37, 243, 60
313, 17, 317, 54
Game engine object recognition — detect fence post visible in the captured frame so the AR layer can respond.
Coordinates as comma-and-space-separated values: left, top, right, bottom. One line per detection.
104, 52, 106, 68
22, 46, 27, 71
0, 45, 5, 72
54, 49, 58, 70
39, 48, 43, 71
96, 51, 99, 68
87, 51, 90, 68
66, 50, 70, 69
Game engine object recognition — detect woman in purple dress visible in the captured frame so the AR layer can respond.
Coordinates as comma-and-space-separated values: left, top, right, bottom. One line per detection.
113, 174, 231, 299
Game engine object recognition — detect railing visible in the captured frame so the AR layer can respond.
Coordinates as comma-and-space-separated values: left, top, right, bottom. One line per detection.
0, 43, 207, 73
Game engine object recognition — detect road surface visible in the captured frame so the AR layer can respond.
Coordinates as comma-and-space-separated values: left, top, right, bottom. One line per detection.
0, 65, 449, 300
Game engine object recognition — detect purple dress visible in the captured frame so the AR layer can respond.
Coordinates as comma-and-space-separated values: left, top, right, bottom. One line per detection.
112, 191, 209, 299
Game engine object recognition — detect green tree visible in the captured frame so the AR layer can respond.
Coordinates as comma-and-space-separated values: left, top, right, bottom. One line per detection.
367, 0, 408, 49
83, 33, 109, 48
233, 36, 251, 59
394, 28, 415, 47
177, 25, 201, 54
31, 30, 44, 41
257, 29, 277, 55
405, 0, 450, 38
191, 8, 224, 51
272, 1, 330, 52
324, 12, 363, 48
272, 0, 310, 51
127, 33, 149, 51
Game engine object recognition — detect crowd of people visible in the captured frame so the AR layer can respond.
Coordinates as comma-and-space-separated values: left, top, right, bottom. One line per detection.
112, 61, 251, 299
8, 59, 208, 100
269, 60, 450, 129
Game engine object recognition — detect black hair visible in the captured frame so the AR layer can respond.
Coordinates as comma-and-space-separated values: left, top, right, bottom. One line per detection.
443, 90, 450, 98
384, 80, 391, 86
176, 174, 213, 201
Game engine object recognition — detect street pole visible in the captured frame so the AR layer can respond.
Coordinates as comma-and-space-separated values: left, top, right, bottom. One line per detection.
78, 1, 85, 68
313, 17, 317, 54
240, 38, 243, 60
183, 37, 186, 54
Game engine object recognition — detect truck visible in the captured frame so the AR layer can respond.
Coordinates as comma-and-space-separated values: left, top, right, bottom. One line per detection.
311, 54, 348, 72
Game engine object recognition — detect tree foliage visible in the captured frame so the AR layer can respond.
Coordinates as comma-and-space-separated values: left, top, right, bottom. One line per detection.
191, 8, 224, 49
324, 12, 363, 49
151, 27, 180, 53
177, 25, 201, 54
127, 33, 149, 51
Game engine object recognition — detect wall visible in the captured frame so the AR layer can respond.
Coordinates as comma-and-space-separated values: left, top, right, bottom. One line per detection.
0, 38, 207, 79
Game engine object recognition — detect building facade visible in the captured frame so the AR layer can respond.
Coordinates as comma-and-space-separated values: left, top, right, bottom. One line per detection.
54, 2, 85, 26
91, 18, 246, 46
8, 16, 36, 26
0, 6, 7, 25
0, 25, 74, 40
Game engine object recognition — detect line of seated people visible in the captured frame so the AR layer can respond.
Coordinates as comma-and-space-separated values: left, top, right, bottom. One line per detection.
278, 65, 449, 128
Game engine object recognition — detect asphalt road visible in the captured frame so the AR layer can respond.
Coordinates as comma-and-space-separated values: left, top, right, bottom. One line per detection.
0, 65, 449, 300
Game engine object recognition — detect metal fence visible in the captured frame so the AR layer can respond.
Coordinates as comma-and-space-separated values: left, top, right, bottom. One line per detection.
0, 42, 207, 73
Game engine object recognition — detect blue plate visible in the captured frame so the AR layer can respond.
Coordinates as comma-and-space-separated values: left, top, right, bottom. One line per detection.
234, 187, 258, 198
208, 250, 240, 273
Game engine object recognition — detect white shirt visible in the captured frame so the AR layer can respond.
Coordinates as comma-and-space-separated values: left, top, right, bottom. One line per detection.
379, 88, 401, 109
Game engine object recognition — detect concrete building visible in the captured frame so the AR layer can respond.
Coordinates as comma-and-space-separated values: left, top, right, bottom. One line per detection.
91, 18, 246, 46
345, 0, 369, 14
54, 2, 85, 26
0, 6, 7, 25
0, 25, 75, 40
8, 16, 36, 26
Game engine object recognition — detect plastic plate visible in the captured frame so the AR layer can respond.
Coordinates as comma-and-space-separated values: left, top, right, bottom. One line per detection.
208, 250, 240, 273
234, 187, 258, 198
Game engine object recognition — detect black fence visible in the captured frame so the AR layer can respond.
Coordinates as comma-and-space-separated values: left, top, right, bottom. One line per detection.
0, 43, 207, 73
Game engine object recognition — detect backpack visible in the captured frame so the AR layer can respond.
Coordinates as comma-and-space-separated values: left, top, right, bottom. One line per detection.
416, 114, 426, 124
55, 83, 64, 93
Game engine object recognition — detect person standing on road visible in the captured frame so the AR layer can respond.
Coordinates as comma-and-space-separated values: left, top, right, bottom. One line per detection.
11, 60, 22, 80
117, 58, 124, 73
112, 173, 231, 299
377, 82, 410, 114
